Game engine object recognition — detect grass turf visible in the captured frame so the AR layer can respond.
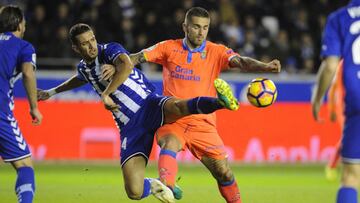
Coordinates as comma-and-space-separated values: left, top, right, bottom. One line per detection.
0, 162, 338, 203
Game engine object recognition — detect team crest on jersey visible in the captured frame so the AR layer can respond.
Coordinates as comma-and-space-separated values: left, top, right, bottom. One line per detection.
201, 51, 207, 59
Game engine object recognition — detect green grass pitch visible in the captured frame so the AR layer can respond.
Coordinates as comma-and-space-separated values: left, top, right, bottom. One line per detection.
0, 162, 338, 203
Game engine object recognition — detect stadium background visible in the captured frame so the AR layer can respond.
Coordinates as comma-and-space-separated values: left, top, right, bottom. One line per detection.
0, 0, 348, 203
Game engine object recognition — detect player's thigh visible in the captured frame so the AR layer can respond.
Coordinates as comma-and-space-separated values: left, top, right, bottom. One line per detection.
342, 115, 360, 162
0, 114, 31, 164
187, 131, 227, 160
122, 155, 147, 192
11, 156, 33, 169
163, 98, 188, 123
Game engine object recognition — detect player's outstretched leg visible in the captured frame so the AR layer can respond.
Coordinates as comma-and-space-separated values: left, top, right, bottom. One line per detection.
214, 78, 239, 111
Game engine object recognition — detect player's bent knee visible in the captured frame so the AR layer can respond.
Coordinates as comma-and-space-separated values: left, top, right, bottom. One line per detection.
160, 136, 182, 151
214, 166, 234, 182
125, 187, 143, 200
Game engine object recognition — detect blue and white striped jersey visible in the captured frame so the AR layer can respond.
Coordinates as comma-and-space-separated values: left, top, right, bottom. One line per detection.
76, 42, 156, 128
321, 0, 360, 117
0, 32, 36, 114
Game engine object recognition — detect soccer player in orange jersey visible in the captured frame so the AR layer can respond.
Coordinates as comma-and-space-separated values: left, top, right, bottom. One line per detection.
103, 7, 280, 203
325, 60, 344, 181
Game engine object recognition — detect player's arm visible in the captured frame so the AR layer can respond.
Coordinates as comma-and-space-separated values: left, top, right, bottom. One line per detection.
311, 56, 340, 121
101, 53, 133, 111
37, 75, 87, 100
129, 51, 147, 66
101, 51, 145, 81
229, 56, 281, 73
22, 62, 43, 125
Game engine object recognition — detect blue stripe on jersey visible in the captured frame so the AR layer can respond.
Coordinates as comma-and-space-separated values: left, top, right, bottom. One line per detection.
76, 43, 155, 127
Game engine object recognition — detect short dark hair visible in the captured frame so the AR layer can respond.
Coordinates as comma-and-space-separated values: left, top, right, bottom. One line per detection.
0, 5, 24, 33
185, 7, 209, 23
69, 23, 92, 44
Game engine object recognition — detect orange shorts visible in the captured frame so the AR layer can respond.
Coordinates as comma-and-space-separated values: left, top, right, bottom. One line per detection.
156, 121, 227, 160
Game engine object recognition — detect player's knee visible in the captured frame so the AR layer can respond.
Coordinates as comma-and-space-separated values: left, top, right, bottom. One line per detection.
160, 136, 181, 151
125, 184, 143, 200
214, 165, 233, 182
172, 100, 187, 116
342, 172, 360, 187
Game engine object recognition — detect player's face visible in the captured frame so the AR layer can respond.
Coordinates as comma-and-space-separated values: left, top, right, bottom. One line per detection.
183, 16, 210, 47
74, 31, 98, 61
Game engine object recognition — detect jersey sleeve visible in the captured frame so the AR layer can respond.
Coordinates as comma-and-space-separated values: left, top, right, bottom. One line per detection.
18, 42, 36, 70
103, 42, 129, 64
218, 45, 240, 71
321, 12, 342, 58
142, 41, 168, 65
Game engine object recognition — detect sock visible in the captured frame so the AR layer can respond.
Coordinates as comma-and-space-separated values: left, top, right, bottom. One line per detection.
187, 97, 223, 114
15, 167, 35, 203
141, 178, 151, 198
337, 187, 357, 203
218, 179, 241, 203
158, 149, 178, 188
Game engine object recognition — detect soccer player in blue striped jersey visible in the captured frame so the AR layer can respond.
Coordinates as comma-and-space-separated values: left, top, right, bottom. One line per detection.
0, 5, 43, 203
37, 23, 238, 203
312, 0, 360, 202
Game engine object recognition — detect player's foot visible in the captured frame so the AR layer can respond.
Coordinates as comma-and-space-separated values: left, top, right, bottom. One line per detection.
214, 78, 239, 111
325, 165, 338, 181
151, 179, 175, 203
173, 183, 183, 200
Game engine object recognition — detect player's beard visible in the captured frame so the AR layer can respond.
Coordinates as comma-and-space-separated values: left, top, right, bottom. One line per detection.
188, 35, 204, 48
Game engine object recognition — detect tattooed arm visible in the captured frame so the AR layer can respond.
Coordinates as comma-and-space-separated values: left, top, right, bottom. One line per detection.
130, 51, 147, 66
229, 56, 281, 73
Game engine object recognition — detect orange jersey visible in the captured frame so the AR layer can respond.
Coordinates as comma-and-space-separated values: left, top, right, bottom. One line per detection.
144, 39, 239, 128
327, 59, 345, 127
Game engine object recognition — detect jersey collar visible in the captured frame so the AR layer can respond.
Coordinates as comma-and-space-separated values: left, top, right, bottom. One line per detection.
182, 38, 206, 63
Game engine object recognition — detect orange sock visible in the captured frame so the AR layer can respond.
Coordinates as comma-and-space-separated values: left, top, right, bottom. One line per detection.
158, 149, 178, 188
218, 179, 241, 203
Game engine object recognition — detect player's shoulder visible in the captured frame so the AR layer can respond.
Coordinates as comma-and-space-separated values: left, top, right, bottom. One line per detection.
328, 4, 351, 21
206, 40, 228, 49
7, 34, 35, 51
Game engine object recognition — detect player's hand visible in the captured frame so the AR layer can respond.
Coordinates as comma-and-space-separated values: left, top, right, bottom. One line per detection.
30, 108, 43, 125
37, 89, 51, 101
311, 100, 323, 123
330, 111, 337, 122
267, 60, 281, 73
101, 94, 120, 112
101, 64, 116, 81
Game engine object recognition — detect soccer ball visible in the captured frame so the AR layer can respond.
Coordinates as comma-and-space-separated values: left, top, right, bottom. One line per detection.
246, 77, 277, 107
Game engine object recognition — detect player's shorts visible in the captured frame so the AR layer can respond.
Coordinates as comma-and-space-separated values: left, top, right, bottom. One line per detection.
156, 121, 227, 160
341, 114, 360, 163
0, 112, 31, 162
119, 93, 170, 167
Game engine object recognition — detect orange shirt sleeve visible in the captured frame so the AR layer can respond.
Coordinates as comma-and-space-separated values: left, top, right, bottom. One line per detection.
143, 40, 169, 65
217, 44, 240, 71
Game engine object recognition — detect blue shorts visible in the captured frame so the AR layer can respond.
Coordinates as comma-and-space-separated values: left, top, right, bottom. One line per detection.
0, 112, 31, 162
342, 114, 360, 163
119, 94, 170, 166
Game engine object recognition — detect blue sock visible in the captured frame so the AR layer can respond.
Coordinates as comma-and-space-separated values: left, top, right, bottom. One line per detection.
141, 178, 151, 198
337, 187, 357, 203
15, 167, 35, 203
187, 97, 222, 114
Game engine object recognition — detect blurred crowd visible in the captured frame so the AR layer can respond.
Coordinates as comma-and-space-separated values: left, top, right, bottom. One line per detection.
0, 0, 348, 74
